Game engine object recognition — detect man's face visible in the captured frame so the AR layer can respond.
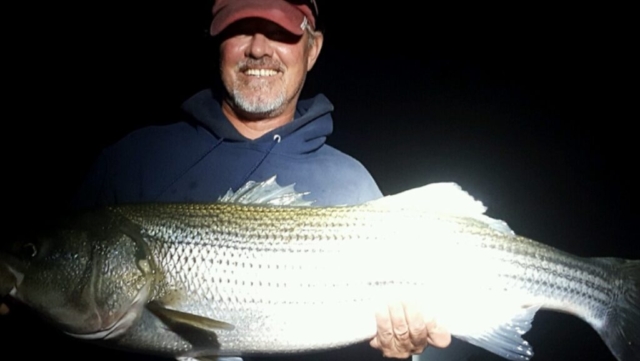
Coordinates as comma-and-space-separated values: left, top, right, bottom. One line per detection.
218, 18, 322, 119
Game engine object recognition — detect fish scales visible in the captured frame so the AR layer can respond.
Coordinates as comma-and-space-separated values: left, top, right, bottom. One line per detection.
112, 202, 612, 354
1, 179, 638, 361
123, 203, 389, 353
464, 229, 615, 328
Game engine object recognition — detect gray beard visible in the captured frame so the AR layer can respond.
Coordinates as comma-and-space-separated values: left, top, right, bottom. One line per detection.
230, 80, 287, 117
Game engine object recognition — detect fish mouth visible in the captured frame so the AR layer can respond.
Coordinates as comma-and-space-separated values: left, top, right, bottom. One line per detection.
64, 305, 140, 340
65, 269, 154, 341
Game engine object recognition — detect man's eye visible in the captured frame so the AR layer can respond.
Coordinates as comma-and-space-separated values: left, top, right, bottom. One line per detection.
265, 30, 300, 44
267, 32, 286, 41
269, 29, 287, 37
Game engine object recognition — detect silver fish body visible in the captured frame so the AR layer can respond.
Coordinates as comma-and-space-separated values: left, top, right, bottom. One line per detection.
1, 179, 638, 361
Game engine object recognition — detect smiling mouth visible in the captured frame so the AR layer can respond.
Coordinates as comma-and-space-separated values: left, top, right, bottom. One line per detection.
244, 69, 280, 77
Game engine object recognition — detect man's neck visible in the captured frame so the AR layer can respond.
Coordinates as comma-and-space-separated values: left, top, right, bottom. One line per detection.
221, 101, 296, 140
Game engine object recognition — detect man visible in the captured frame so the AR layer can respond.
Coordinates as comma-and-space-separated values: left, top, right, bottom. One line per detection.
70, 0, 451, 359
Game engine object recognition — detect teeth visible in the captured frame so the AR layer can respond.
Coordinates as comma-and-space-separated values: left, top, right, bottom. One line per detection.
245, 69, 278, 77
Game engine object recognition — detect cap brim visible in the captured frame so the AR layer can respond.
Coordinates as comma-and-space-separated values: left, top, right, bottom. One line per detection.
211, 3, 306, 36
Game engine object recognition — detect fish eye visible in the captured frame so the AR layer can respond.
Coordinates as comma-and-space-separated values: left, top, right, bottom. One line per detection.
22, 243, 37, 258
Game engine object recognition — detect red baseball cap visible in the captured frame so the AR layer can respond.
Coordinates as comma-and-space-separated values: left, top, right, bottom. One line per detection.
210, 0, 317, 37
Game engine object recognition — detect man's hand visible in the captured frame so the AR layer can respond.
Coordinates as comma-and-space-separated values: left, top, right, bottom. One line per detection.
370, 302, 451, 358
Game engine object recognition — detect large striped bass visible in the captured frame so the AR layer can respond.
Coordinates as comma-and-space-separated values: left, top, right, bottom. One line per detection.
1, 177, 638, 361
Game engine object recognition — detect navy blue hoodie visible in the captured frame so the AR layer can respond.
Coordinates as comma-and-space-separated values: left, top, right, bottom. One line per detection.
69, 91, 453, 360
72, 89, 382, 209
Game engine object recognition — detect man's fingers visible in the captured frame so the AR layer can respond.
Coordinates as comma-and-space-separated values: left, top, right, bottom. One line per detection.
369, 336, 380, 349
404, 302, 428, 353
371, 302, 452, 358
373, 303, 395, 351
372, 302, 416, 358
425, 318, 452, 348
388, 302, 413, 352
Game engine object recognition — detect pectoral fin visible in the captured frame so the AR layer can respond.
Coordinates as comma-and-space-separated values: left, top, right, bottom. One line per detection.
147, 301, 235, 331
147, 301, 235, 354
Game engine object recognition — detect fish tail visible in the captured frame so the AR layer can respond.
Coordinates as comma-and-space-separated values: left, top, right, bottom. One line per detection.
597, 259, 640, 361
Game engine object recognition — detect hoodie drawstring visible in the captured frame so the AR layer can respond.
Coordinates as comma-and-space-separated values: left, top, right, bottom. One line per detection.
235, 134, 281, 191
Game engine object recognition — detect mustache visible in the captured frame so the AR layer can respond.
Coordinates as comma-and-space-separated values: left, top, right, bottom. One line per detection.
237, 58, 285, 72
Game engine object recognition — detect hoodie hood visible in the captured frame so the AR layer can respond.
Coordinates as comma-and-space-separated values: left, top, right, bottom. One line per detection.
71, 88, 382, 210
181, 88, 334, 154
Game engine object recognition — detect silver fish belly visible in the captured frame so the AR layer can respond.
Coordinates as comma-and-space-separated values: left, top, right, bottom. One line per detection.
1, 178, 638, 361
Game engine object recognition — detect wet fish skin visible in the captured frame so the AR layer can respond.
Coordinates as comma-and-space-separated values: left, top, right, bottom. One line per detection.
1, 178, 638, 361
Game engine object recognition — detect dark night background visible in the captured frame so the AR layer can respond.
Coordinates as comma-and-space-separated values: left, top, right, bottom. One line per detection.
2, 1, 638, 360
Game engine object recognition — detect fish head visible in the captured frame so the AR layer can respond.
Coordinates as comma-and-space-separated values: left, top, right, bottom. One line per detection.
0, 208, 155, 339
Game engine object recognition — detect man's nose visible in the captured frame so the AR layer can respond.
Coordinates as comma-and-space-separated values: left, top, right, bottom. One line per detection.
246, 33, 274, 58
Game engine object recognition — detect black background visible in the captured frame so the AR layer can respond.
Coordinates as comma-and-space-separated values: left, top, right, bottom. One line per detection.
3, 1, 638, 360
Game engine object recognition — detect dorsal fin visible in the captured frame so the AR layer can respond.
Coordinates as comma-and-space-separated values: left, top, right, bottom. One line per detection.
218, 176, 314, 206
367, 182, 514, 235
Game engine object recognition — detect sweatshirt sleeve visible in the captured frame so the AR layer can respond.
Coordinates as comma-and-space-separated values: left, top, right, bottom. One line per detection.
351, 166, 384, 204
